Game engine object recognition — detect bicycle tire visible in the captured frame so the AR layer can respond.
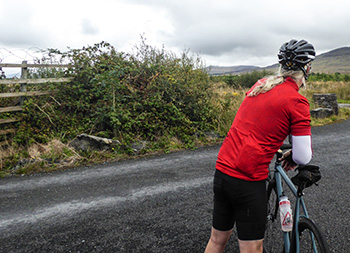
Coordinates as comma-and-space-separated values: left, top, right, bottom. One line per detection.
266, 179, 279, 223
264, 178, 288, 253
290, 216, 330, 253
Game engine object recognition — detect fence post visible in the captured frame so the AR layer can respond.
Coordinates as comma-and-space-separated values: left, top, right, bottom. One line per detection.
20, 60, 28, 106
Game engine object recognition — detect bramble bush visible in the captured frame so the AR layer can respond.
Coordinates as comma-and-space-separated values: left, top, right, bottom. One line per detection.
15, 40, 216, 149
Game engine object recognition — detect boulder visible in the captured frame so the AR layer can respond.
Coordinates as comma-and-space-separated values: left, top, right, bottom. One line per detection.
310, 108, 334, 119
69, 134, 121, 152
69, 134, 149, 154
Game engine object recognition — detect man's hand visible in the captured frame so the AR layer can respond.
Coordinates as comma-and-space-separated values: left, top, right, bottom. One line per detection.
279, 149, 297, 171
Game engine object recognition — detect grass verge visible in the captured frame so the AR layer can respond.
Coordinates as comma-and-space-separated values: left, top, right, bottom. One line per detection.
1, 81, 349, 178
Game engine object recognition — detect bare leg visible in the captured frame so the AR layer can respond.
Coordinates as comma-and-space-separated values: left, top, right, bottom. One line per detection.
238, 239, 264, 253
205, 227, 232, 253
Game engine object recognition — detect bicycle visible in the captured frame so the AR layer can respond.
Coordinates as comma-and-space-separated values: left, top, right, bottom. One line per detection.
264, 144, 330, 253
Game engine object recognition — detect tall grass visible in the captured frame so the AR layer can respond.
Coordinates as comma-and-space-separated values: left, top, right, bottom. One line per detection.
302, 81, 350, 102
0, 139, 82, 177
300, 81, 350, 126
211, 80, 350, 134
210, 81, 246, 135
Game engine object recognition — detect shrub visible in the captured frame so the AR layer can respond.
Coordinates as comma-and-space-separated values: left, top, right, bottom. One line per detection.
223, 70, 272, 88
15, 40, 216, 147
308, 72, 350, 82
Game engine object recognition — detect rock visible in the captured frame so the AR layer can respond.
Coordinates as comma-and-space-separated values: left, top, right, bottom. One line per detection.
310, 108, 334, 119
204, 131, 224, 139
313, 93, 339, 115
68, 134, 149, 154
10, 158, 60, 173
69, 134, 121, 152
11, 158, 36, 172
130, 141, 148, 154
195, 131, 223, 139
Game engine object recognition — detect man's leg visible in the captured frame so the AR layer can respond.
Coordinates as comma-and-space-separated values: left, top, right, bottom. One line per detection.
238, 239, 264, 253
205, 227, 232, 253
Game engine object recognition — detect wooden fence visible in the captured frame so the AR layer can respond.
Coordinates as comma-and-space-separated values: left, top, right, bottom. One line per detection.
0, 61, 73, 145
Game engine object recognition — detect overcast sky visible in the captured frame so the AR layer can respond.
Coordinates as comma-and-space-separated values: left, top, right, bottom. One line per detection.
1, 0, 350, 69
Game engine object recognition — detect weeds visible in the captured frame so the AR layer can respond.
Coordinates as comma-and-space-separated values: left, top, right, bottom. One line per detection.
303, 81, 350, 101
209, 81, 246, 135
0, 139, 82, 177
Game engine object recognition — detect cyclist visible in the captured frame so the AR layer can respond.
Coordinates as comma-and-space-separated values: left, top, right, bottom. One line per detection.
205, 39, 316, 253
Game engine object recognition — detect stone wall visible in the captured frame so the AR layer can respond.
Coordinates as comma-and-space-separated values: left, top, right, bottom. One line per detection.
311, 93, 339, 118
313, 93, 338, 115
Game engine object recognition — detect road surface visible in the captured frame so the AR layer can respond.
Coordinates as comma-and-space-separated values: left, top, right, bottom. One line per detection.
1, 118, 349, 252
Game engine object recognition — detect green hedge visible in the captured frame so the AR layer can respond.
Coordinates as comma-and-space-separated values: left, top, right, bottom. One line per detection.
14, 41, 216, 147
308, 72, 350, 82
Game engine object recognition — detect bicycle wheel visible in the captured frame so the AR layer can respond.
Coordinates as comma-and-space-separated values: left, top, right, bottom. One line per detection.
264, 178, 288, 253
290, 217, 330, 253
266, 179, 279, 223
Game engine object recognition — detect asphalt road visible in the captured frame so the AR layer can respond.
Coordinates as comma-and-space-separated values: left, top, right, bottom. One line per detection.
1, 118, 349, 253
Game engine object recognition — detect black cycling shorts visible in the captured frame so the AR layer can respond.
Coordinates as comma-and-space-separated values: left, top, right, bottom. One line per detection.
212, 169, 267, 240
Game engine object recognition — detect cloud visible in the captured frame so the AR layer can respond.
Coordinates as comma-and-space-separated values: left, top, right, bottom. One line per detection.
122, 0, 350, 65
0, 0, 350, 67
0, 1, 51, 48
81, 19, 99, 35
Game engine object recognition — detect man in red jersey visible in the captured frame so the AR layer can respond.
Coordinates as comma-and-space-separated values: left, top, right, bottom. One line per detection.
205, 39, 315, 253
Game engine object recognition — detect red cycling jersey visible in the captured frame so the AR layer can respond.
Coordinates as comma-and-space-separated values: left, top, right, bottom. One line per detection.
216, 77, 311, 181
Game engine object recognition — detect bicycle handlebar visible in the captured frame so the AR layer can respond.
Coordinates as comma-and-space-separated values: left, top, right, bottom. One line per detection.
280, 144, 292, 150
276, 144, 292, 161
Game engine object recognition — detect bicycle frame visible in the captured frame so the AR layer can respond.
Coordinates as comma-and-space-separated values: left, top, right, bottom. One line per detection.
273, 158, 317, 253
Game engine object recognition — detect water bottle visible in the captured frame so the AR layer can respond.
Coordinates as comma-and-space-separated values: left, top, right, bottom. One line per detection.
279, 196, 293, 232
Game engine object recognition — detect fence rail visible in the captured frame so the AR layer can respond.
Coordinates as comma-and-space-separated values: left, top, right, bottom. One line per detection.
0, 106, 23, 113
0, 117, 22, 124
0, 61, 72, 144
0, 90, 57, 98
0, 77, 73, 85
0, 63, 70, 68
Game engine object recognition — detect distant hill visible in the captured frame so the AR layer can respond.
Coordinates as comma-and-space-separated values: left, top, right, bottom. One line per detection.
207, 47, 350, 75
206, 65, 261, 75
311, 47, 350, 74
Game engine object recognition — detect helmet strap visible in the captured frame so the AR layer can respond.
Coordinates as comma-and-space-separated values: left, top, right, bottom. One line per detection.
300, 63, 311, 81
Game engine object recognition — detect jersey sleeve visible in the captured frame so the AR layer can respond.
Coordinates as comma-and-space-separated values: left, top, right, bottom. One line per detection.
290, 97, 311, 136
292, 135, 312, 164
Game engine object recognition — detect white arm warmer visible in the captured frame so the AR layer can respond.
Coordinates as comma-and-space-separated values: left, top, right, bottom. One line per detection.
292, 135, 312, 165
